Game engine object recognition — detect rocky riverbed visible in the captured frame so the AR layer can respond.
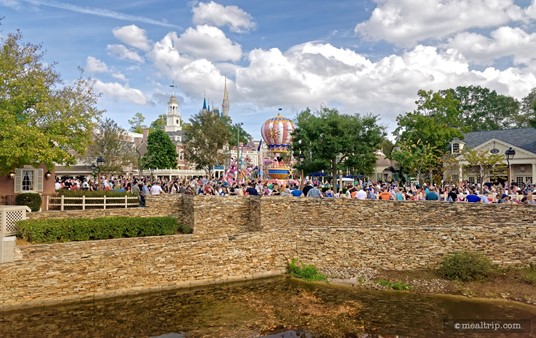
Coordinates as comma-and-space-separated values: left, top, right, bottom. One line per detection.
323, 267, 536, 306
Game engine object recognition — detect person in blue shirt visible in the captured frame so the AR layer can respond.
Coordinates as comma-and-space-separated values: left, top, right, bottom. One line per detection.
425, 187, 439, 200
290, 185, 303, 197
465, 190, 481, 203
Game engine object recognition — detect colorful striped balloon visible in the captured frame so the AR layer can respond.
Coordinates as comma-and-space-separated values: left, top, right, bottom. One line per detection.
260, 110, 295, 153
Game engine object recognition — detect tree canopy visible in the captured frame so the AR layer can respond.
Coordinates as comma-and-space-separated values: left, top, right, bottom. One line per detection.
292, 107, 385, 184
150, 114, 166, 131
86, 118, 137, 175
228, 120, 252, 147
393, 90, 464, 183
520, 88, 536, 128
452, 85, 520, 131
0, 31, 102, 173
184, 110, 232, 175
141, 130, 178, 170
128, 112, 146, 133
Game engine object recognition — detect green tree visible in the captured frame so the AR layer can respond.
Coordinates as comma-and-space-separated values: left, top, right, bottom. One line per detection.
141, 130, 178, 169
453, 85, 520, 131
519, 88, 536, 128
228, 121, 251, 147
292, 107, 385, 184
150, 114, 166, 131
391, 141, 437, 185
393, 90, 464, 183
462, 147, 505, 184
0, 31, 102, 173
128, 112, 146, 133
184, 110, 232, 176
381, 138, 395, 158
86, 118, 137, 175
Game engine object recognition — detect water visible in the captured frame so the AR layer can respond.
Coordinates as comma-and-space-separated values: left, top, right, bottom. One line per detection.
0, 277, 534, 337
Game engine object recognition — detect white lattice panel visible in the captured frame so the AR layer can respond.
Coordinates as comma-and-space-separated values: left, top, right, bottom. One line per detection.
1, 206, 29, 236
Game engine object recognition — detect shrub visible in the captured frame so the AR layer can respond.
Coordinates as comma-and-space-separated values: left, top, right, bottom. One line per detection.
376, 279, 411, 290
520, 264, 536, 285
15, 193, 42, 212
17, 216, 184, 243
437, 251, 497, 282
288, 258, 327, 281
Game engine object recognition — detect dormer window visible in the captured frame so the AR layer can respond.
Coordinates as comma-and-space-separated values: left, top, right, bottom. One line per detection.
452, 143, 460, 154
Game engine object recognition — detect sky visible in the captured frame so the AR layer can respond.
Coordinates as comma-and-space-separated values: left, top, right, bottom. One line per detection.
1, 0, 536, 140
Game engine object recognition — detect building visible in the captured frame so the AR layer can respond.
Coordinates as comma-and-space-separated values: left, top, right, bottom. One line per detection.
144, 82, 232, 179
449, 128, 536, 185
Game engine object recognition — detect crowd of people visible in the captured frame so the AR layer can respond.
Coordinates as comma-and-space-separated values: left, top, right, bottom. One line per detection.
55, 175, 536, 206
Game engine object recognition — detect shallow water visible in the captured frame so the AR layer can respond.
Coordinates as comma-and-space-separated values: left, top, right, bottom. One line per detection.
0, 277, 534, 337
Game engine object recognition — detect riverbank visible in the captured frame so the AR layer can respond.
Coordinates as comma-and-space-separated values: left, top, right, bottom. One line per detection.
327, 267, 536, 306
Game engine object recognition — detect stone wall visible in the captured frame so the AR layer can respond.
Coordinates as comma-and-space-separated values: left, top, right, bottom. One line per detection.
259, 198, 536, 269
1, 230, 294, 308
2, 195, 535, 309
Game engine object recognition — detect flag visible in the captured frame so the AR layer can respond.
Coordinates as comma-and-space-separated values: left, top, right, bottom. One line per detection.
257, 139, 262, 151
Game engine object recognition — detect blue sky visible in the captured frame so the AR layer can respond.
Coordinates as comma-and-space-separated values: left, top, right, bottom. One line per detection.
1, 0, 536, 140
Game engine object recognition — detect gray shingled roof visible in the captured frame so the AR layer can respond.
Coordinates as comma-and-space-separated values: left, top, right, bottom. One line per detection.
462, 128, 536, 154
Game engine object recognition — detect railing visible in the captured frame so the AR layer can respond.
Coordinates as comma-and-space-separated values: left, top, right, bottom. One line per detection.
0, 205, 31, 237
46, 195, 139, 211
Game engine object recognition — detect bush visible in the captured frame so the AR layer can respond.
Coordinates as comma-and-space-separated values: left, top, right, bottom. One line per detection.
15, 193, 42, 212
519, 264, 536, 285
288, 258, 327, 281
17, 216, 184, 243
437, 251, 497, 282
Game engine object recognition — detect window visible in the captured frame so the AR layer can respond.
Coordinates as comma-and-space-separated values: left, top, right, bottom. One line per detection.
526, 177, 533, 183
516, 177, 524, 185
452, 143, 460, 154
468, 176, 475, 184
14, 168, 43, 193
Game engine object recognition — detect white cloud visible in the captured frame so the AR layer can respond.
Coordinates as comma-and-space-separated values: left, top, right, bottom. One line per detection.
173, 25, 242, 62
94, 80, 148, 105
526, 1, 536, 19
112, 25, 151, 51
107, 44, 145, 63
111, 72, 127, 81
192, 1, 255, 33
149, 32, 190, 77
355, 0, 524, 47
446, 26, 536, 65
233, 43, 536, 129
85, 56, 109, 73
0, 0, 21, 9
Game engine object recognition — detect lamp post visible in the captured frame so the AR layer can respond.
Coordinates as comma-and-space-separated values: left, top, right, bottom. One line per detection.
236, 122, 243, 181
93, 156, 106, 190
505, 147, 515, 194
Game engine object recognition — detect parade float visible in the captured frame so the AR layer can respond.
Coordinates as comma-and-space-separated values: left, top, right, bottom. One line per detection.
260, 109, 295, 180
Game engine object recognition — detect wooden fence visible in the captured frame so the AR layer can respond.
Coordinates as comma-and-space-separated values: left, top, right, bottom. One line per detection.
46, 195, 139, 211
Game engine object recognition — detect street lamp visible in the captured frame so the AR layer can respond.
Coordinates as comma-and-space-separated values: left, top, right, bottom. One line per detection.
505, 147, 515, 194
93, 156, 106, 189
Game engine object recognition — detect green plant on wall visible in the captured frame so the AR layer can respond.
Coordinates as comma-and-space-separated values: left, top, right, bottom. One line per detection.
288, 258, 327, 281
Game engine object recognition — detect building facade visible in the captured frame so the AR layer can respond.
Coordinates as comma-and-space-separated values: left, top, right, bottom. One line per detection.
448, 128, 536, 185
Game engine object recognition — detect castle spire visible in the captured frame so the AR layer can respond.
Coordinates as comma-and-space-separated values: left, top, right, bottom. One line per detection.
222, 77, 230, 117
202, 91, 207, 111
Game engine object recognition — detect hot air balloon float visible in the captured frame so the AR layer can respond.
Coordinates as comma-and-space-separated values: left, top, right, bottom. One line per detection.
260, 109, 295, 180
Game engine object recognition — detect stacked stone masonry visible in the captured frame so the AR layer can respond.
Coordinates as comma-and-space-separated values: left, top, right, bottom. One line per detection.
1, 195, 534, 309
